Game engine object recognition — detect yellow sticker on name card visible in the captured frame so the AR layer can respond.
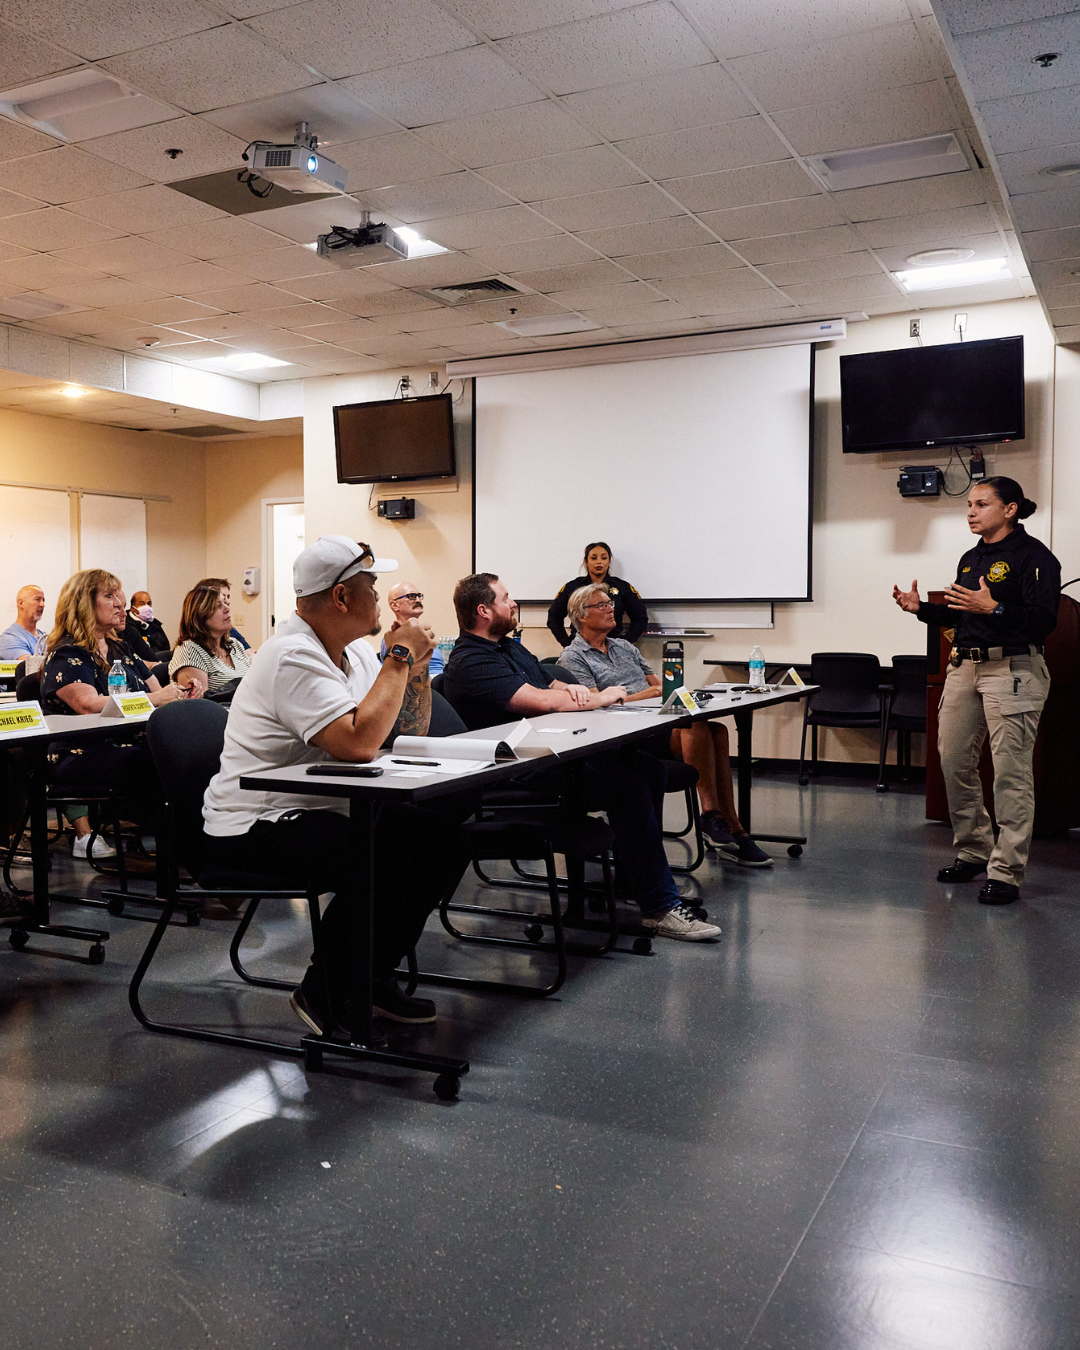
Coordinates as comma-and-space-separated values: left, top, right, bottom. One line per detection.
0, 701, 47, 737
101, 692, 154, 719
0, 662, 21, 678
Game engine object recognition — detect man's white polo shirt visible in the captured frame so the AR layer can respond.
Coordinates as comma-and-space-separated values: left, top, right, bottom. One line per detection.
203, 613, 381, 836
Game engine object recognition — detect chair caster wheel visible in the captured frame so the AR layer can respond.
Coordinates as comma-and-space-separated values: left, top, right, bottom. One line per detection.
632, 936, 652, 955
106, 897, 126, 916
798, 775, 810, 786
787, 844, 803, 858
185, 909, 201, 927
88, 943, 105, 965
9, 929, 28, 951
433, 1073, 459, 1101
876, 784, 887, 794
523, 923, 544, 943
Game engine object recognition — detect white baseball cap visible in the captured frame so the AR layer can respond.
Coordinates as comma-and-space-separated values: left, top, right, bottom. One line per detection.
293, 535, 398, 597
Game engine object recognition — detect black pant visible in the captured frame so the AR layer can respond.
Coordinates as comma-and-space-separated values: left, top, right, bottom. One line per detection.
204, 805, 468, 996
50, 740, 157, 797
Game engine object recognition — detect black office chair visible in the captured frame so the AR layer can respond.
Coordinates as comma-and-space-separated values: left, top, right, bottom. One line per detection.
430, 671, 445, 695
798, 653, 886, 785
877, 655, 927, 792
539, 656, 579, 683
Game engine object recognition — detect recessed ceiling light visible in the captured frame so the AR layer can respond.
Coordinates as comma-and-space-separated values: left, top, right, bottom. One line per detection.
905, 247, 975, 266
0, 68, 173, 141
894, 258, 1010, 291
1042, 163, 1080, 177
808, 133, 970, 191
60, 385, 87, 398
393, 226, 450, 259
192, 351, 293, 371
497, 313, 603, 337
0, 295, 66, 319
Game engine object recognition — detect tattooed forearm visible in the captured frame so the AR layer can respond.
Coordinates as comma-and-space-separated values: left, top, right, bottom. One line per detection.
398, 666, 431, 736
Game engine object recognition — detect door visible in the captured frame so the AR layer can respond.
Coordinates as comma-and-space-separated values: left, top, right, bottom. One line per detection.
269, 502, 304, 635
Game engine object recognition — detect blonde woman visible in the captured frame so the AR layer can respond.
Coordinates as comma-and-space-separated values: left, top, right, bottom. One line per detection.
41, 570, 195, 835
169, 578, 251, 696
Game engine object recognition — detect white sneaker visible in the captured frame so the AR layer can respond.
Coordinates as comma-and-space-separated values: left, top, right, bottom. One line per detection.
644, 902, 722, 941
72, 834, 116, 860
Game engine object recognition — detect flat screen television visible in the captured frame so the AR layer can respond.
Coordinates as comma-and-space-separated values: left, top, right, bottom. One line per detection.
334, 393, 456, 483
840, 335, 1024, 453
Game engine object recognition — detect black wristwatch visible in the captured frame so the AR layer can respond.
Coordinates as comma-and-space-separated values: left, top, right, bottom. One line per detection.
387, 643, 414, 668
992, 602, 1005, 617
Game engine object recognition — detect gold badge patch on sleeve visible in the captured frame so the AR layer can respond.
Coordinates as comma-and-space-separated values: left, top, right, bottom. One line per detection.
987, 561, 1010, 583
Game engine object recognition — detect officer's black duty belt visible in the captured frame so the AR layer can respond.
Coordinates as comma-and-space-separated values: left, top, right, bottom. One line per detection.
949, 644, 1044, 666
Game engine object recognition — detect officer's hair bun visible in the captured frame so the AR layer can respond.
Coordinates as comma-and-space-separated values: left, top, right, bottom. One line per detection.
1018, 497, 1037, 520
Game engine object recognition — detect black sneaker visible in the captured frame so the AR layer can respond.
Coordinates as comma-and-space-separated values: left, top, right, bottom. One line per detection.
978, 880, 1020, 905
701, 811, 736, 849
290, 982, 331, 1036
732, 833, 773, 868
373, 980, 437, 1024
937, 858, 988, 883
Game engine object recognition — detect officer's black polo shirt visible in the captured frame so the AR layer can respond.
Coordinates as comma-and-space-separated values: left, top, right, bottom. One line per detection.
443, 631, 553, 730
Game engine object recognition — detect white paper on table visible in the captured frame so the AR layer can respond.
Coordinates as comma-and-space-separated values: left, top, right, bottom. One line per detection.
374, 754, 494, 777
391, 717, 533, 763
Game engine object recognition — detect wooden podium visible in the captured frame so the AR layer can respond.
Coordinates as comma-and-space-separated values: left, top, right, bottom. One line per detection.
925, 592, 1080, 834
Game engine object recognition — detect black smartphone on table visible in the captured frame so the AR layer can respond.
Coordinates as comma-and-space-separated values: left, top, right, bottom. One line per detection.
305, 764, 384, 777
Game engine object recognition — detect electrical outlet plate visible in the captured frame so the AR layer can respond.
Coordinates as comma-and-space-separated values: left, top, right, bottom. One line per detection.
910, 319, 921, 337
954, 312, 968, 332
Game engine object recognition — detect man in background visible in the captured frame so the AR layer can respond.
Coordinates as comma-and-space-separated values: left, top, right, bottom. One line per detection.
0, 584, 47, 660
380, 582, 445, 676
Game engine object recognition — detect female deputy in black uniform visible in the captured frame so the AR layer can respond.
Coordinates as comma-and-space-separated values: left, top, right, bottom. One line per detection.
547, 541, 648, 648
893, 476, 1060, 905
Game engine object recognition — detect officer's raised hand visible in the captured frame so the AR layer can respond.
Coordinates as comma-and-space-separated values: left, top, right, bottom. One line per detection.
892, 579, 920, 612
945, 575, 997, 613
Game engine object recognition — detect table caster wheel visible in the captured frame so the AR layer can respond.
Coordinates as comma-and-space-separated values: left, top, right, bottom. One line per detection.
632, 936, 652, 955
787, 844, 803, 858
9, 929, 28, 951
106, 897, 126, 916
876, 784, 887, 794
304, 1045, 324, 1072
88, 943, 106, 965
185, 909, 201, 927
523, 923, 543, 944
798, 775, 810, 786
433, 1073, 459, 1101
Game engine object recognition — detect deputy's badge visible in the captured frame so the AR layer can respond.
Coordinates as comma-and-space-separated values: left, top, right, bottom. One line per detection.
987, 561, 1010, 583
949, 647, 962, 668
608, 586, 618, 595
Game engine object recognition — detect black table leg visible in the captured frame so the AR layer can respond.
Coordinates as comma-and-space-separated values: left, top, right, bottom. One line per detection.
732, 707, 807, 854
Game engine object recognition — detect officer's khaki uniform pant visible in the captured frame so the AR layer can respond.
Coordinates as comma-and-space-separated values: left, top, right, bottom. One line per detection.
938, 652, 1050, 885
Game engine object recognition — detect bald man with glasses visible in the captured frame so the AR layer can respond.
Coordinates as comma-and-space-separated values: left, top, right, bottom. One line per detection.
380, 581, 445, 676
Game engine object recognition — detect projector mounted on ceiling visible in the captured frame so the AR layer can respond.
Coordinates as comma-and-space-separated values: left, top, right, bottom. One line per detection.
316, 217, 409, 264
243, 121, 346, 196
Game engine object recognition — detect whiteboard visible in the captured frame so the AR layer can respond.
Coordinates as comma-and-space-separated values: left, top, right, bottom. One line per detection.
0, 486, 72, 634
474, 344, 813, 602
79, 494, 147, 598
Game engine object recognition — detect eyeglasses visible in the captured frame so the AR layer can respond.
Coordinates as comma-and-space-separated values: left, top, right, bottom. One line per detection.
331, 541, 375, 588
398, 592, 423, 602
584, 599, 616, 611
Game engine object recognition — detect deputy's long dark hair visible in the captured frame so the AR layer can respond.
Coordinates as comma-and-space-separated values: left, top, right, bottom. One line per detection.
581, 541, 612, 574
984, 476, 1036, 521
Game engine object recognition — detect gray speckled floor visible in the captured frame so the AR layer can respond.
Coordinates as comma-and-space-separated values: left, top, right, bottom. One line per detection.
1, 777, 1079, 1350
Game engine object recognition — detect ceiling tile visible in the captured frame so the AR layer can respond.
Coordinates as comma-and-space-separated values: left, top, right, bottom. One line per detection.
0, 186, 44, 218
0, 253, 102, 292
237, 302, 342, 328
0, 146, 151, 204
662, 160, 818, 213
458, 293, 567, 323
1043, 281, 1080, 308
779, 274, 904, 306
163, 313, 274, 339
270, 270, 398, 303
201, 83, 397, 147
535, 182, 682, 231
143, 216, 286, 259
698, 195, 844, 240
511, 258, 633, 291
546, 279, 658, 309
0, 0, 222, 60
0, 20, 79, 87
494, 4, 715, 95
681, 0, 913, 60
288, 317, 386, 345
676, 288, 793, 315
735, 224, 863, 263
340, 47, 542, 127
81, 118, 248, 183
0, 206, 124, 250
997, 142, 1080, 196
655, 268, 772, 303
387, 305, 494, 333
771, 82, 956, 155
616, 243, 745, 279
359, 251, 509, 288
1010, 185, 1080, 233
579, 298, 692, 325
184, 282, 313, 312
361, 174, 518, 224
1024, 227, 1080, 263
445, 0, 640, 41
414, 100, 601, 167
16, 309, 138, 337
1019, 258, 1080, 289
871, 232, 1005, 270
111, 297, 224, 324
326, 289, 442, 318
248, 0, 477, 80
616, 116, 789, 180
69, 184, 225, 232
246, 196, 375, 246
561, 63, 755, 141
211, 245, 339, 283
853, 203, 996, 247
758, 251, 884, 285
0, 118, 59, 163
574, 215, 714, 255
467, 234, 597, 272
401, 205, 558, 248
51, 237, 195, 275
482, 146, 645, 201
0, 241, 31, 263
101, 27, 317, 115
214, 328, 330, 352
133, 260, 248, 292
329, 133, 460, 192
833, 170, 988, 221
953, 16, 1080, 102
728, 22, 934, 112
40, 277, 169, 308
1043, 305, 1080, 326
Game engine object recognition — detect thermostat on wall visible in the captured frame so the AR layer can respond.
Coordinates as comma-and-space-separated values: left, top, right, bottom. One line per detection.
242, 567, 261, 595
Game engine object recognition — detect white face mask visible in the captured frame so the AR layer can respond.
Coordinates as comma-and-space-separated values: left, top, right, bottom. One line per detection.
137, 606, 154, 621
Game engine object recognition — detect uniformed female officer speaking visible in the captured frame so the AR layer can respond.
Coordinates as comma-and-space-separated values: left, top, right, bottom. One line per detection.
893, 476, 1060, 905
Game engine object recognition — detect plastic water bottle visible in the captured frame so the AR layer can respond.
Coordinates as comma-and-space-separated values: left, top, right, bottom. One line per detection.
107, 659, 127, 698
749, 645, 766, 690
437, 636, 455, 663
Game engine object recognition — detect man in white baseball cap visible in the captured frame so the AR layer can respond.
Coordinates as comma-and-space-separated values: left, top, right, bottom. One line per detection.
203, 536, 467, 1037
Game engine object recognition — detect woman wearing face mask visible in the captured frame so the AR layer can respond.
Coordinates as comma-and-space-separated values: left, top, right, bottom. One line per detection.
547, 541, 649, 648
126, 591, 171, 656
169, 578, 251, 697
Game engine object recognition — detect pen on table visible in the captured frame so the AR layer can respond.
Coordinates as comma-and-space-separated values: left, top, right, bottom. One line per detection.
572, 727, 587, 735
391, 757, 441, 766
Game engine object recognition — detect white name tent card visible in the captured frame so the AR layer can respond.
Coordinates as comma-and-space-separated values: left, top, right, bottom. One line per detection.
100, 692, 154, 720
0, 700, 47, 738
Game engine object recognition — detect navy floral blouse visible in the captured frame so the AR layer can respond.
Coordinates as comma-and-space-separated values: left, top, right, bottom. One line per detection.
42, 636, 152, 716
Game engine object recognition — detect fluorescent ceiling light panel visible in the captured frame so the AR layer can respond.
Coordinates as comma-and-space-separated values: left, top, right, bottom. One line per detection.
60, 385, 87, 398
895, 258, 1010, 291
394, 227, 450, 260
498, 313, 602, 337
192, 351, 293, 371
0, 295, 66, 319
808, 133, 970, 191
0, 68, 174, 140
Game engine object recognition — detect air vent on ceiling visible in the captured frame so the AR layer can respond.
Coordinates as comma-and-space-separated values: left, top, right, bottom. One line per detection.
807, 133, 972, 191
164, 424, 239, 438
419, 277, 530, 306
